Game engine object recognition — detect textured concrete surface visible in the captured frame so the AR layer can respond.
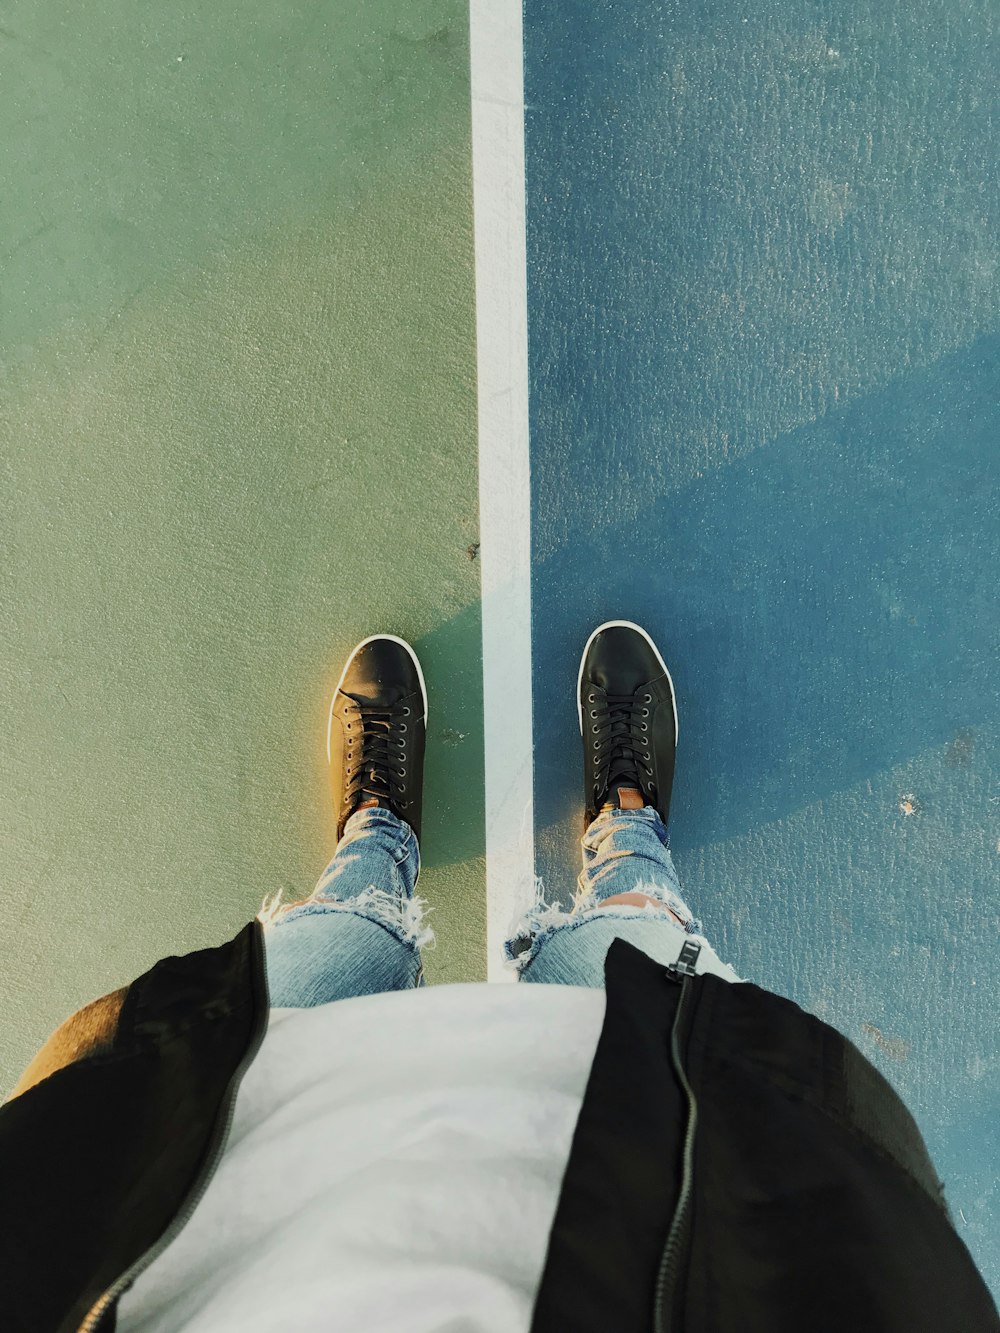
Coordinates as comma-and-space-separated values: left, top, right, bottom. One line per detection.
0, 0, 484, 1097
525, 0, 999, 1298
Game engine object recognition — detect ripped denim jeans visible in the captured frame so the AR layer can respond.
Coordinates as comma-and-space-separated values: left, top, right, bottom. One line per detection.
261, 804, 742, 1003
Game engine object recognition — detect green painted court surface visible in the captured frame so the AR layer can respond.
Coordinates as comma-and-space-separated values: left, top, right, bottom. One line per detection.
0, 0, 485, 1093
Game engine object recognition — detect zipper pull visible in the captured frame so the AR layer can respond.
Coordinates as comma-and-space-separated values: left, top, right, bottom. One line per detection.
666, 940, 702, 978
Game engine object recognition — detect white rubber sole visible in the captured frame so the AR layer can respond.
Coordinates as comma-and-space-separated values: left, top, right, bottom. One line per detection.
326, 633, 429, 764
576, 619, 679, 742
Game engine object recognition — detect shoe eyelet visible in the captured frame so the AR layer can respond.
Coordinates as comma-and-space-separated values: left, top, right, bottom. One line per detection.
398, 767, 406, 776
592, 725, 599, 733
641, 708, 649, 717
591, 710, 598, 718
593, 740, 600, 750
588, 694, 595, 703
347, 723, 352, 730
641, 722, 648, 731
644, 694, 652, 703
402, 707, 410, 716
646, 765, 653, 774
400, 723, 407, 732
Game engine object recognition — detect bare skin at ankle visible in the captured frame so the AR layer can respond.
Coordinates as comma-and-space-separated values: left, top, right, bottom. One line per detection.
597, 892, 686, 926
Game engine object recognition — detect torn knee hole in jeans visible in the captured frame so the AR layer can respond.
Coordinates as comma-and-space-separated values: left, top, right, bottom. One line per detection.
577, 896, 684, 925
257, 884, 436, 951
602, 895, 688, 927
576, 880, 703, 934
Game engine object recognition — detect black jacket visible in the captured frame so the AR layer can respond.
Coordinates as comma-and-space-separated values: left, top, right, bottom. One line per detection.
0, 920, 996, 1333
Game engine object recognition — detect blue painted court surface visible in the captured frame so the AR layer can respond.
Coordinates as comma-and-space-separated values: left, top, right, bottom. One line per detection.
522, 0, 998, 1298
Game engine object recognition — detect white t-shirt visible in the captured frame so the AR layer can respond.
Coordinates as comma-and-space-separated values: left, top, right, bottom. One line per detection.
117, 982, 608, 1332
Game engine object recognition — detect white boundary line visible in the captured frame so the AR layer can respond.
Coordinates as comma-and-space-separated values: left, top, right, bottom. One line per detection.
469, 0, 535, 982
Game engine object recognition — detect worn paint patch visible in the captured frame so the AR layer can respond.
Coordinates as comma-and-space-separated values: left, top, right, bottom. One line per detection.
861, 1022, 912, 1063
945, 729, 976, 767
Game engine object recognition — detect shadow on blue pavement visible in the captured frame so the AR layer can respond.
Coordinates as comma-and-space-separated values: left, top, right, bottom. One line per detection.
531, 332, 999, 851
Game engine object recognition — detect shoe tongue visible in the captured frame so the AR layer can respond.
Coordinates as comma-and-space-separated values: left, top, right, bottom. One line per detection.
355, 797, 383, 812
600, 785, 644, 813
616, 786, 644, 810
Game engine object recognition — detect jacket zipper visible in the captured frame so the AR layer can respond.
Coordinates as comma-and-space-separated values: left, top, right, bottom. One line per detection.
653, 972, 698, 1333
77, 927, 271, 1333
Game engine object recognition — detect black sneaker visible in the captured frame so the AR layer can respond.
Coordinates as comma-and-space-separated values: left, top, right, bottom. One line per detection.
326, 634, 428, 844
578, 620, 678, 830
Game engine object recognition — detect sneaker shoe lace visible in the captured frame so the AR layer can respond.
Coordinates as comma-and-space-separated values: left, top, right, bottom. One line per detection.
589, 689, 655, 800
346, 701, 412, 812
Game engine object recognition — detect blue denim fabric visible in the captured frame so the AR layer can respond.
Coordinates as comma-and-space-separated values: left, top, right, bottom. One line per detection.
262, 804, 742, 1003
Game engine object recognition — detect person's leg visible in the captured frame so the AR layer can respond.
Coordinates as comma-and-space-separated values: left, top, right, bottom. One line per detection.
262, 632, 431, 1006
504, 804, 741, 986
575, 804, 694, 924
503, 619, 742, 985
261, 806, 433, 1004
